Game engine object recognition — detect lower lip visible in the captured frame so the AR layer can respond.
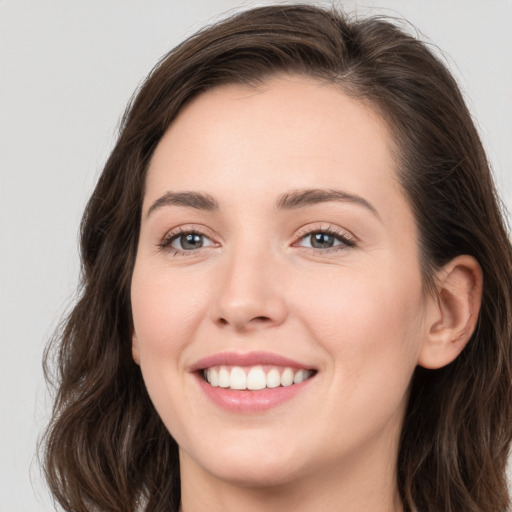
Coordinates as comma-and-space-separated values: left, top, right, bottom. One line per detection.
195, 373, 315, 413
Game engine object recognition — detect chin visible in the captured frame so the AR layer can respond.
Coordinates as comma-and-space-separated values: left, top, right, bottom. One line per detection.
180, 438, 311, 489
210, 461, 304, 489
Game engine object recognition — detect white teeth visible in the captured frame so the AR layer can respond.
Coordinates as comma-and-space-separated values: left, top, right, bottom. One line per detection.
218, 367, 230, 388
247, 366, 266, 390
230, 367, 247, 390
293, 369, 307, 384
203, 365, 314, 390
209, 367, 219, 387
266, 368, 281, 388
280, 367, 294, 387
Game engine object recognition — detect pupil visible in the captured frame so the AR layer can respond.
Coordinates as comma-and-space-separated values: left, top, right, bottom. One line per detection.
311, 232, 334, 249
182, 233, 203, 250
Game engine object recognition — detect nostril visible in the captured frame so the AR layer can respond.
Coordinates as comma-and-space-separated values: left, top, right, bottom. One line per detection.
253, 316, 271, 323
216, 315, 271, 328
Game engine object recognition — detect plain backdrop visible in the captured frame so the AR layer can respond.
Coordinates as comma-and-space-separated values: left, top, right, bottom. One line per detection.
1, 1, 511, 510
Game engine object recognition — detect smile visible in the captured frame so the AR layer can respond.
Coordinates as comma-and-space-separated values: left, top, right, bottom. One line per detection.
192, 352, 318, 412
203, 365, 315, 391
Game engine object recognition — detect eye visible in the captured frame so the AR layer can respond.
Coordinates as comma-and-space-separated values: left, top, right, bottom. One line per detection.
159, 229, 217, 254
295, 227, 356, 251
171, 232, 212, 250
302, 232, 340, 249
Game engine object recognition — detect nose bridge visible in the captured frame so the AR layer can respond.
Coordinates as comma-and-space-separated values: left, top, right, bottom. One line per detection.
212, 233, 287, 330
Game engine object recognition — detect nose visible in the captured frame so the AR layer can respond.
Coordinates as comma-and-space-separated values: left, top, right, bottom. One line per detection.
211, 245, 288, 332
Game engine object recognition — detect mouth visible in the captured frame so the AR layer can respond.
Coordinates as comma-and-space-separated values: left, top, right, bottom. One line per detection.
201, 365, 316, 391
191, 352, 318, 411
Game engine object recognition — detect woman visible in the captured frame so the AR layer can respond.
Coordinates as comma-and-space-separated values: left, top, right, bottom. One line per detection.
42, 4, 512, 512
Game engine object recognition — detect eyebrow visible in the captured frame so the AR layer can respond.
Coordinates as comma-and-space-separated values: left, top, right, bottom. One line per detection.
276, 188, 379, 217
146, 188, 379, 218
147, 191, 219, 217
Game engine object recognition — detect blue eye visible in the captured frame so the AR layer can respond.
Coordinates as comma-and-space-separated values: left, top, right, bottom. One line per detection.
297, 230, 355, 250
306, 232, 339, 249
171, 233, 207, 250
161, 231, 215, 253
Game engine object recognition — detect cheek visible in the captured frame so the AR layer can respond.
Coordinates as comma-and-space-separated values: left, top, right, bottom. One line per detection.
299, 264, 425, 376
131, 264, 208, 360
130, 265, 206, 435
299, 266, 425, 441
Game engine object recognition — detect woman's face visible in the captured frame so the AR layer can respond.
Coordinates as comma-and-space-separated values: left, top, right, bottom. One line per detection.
131, 76, 431, 489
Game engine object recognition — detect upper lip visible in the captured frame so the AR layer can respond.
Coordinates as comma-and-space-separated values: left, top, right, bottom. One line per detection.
189, 351, 315, 372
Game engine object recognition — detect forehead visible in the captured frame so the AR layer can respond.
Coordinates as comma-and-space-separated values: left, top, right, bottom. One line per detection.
145, 75, 403, 215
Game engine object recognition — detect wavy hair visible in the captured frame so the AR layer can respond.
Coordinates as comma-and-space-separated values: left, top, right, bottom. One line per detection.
42, 4, 512, 511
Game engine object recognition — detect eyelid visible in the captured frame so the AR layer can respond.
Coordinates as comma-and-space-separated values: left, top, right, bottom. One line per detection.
292, 223, 358, 251
156, 222, 357, 257
157, 224, 221, 255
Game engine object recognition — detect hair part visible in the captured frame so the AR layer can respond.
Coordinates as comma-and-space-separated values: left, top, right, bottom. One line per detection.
42, 5, 512, 512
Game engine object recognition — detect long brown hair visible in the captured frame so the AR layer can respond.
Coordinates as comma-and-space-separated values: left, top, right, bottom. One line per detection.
42, 5, 512, 511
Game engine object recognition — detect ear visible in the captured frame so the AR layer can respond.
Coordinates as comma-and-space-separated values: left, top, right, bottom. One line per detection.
418, 255, 483, 369
132, 331, 141, 365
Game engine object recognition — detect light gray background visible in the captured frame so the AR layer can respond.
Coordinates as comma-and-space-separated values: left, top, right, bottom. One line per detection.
1, 1, 511, 511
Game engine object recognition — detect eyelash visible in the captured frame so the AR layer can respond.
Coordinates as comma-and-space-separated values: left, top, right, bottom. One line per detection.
158, 225, 356, 257
158, 227, 216, 257
294, 225, 356, 253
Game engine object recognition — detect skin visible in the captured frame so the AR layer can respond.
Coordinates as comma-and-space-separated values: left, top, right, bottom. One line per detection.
131, 76, 482, 512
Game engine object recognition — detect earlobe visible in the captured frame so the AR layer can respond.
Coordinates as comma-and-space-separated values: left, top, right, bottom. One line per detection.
132, 332, 141, 365
418, 255, 483, 370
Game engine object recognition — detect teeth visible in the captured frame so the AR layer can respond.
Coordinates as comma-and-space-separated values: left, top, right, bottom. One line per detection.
293, 369, 308, 384
218, 367, 230, 388
203, 365, 313, 391
209, 367, 219, 387
230, 367, 246, 390
266, 368, 281, 388
247, 366, 266, 390
280, 367, 294, 387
